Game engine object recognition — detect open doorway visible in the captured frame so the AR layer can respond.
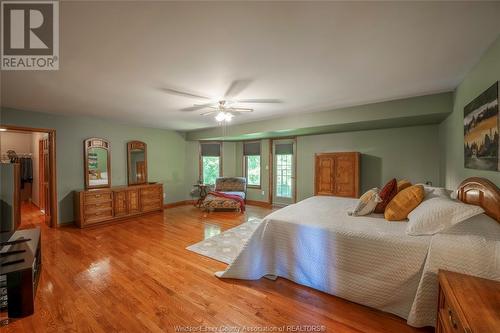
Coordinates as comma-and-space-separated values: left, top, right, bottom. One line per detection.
0, 125, 57, 228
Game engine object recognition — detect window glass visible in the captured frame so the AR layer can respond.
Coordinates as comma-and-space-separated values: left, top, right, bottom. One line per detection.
245, 155, 261, 187
276, 154, 292, 198
202, 156, 220, 185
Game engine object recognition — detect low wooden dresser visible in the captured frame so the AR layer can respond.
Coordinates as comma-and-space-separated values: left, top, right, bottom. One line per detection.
437, 270, 500, 333
74, 183, 163, 228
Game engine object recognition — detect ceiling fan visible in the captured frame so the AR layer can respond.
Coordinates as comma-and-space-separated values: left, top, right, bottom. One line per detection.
160, 79, 282, 123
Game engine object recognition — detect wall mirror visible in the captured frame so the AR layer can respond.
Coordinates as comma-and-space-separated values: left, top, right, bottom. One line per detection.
127, 141, 147, 185
84, 138, 111, 189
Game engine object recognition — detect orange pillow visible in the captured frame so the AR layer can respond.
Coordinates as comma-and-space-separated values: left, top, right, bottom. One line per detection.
385, 185, 424, 221
397, 179, 412, 192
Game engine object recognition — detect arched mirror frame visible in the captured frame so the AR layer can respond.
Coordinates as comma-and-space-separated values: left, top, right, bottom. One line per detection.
127, 141, 148, 185
84, 138, 111, 189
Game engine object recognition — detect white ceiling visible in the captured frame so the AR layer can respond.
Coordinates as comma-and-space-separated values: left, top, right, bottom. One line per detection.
2, 1, 500, 131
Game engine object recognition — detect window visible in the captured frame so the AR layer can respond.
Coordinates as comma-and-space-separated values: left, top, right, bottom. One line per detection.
200, 142, 222, 185
243, 141, 261, 188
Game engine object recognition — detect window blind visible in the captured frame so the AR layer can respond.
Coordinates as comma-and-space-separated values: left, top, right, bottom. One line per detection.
275, 143, 293, 155
200, 142, 221, 156
243, 141, 261, 156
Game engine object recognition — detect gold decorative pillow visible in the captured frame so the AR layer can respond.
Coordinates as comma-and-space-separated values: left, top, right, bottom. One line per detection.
397, 179, 412, 192
385, 185, 424, 221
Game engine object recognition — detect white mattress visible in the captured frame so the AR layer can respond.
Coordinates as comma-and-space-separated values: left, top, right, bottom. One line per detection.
216, 196, 500, 327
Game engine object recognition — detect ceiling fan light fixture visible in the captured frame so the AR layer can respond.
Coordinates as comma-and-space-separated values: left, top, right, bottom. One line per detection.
215, 111, 234, 123
224, 113, 233, 122
215, 112, 227, 122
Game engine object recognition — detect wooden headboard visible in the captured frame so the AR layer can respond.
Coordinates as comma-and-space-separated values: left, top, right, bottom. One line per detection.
457, 177, 500, 223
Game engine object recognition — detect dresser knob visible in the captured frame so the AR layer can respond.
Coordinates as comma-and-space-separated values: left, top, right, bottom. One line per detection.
448, 308, 458, 329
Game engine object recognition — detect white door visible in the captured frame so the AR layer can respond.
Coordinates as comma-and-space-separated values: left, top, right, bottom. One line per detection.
272, 139, 296, 206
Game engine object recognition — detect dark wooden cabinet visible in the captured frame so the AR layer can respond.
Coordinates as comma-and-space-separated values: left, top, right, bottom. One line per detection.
74, 183, 163, 228
0, 227, 41, 318
437, 270, 500, 333
314, 152, 360, 198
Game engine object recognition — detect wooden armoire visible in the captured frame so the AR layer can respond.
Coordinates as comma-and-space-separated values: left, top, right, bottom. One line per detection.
314, 152, 360, 198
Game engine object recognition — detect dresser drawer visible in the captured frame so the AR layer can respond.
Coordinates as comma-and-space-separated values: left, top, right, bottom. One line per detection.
437, 306, 465, 333
141, 202, 162, 212
436, 270, 500, 333
85, 192, 112, 204
437, 278, 467, 333
84, 209, 113, 223
141, 195, 161, 204
140, 186, 161, 196
84, 201, 113, 213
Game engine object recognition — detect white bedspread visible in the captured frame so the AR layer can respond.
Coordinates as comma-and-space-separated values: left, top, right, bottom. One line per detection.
216, 196, 432, 320
216, 196, 500, 327
407, 213, 500, 326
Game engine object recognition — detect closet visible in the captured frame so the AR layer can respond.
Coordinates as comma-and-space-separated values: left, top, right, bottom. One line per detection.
0, 130, 49, 226
0, 133, 35, 203
314, 152, 360, 198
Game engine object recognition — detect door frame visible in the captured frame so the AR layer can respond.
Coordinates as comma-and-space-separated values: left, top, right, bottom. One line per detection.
39, 139, 45, 213
268, 137, 297, 205
1, 124, 58, 227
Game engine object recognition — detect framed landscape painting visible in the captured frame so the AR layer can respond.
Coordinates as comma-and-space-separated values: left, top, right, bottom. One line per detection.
464, 81, 499, 171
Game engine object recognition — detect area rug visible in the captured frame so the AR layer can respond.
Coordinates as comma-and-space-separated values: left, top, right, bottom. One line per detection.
186, 218, 263, 264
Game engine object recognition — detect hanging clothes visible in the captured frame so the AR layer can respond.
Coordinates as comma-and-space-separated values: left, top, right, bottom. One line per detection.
12, 156, 33, 189
21, 157, 33, 186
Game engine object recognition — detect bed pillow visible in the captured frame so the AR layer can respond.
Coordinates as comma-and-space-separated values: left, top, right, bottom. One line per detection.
374, 178, 397, 213
348, 188, 382, 216
406, 196, 484, 235
384, 185, 424, 221
397, 179, 412, 192
422, 185, 452, 199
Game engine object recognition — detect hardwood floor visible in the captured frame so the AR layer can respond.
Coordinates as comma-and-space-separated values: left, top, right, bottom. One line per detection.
19, 201, 46, 227
2, 205, 433, 333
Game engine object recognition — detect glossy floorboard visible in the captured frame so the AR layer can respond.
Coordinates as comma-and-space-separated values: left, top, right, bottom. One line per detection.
2, 204, 433, 333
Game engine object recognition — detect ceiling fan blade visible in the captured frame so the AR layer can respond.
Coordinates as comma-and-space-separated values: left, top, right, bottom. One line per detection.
200, 110, 216, 116
160, 87, 212, 100
224, 79, 253, 99
235, 98, 283, 104
180, 103, 214, 112
229, 107, 254, 112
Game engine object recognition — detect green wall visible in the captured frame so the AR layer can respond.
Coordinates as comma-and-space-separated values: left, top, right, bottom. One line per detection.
233, 126, 440, 203
187, 125, 440, 204
439, 36, 500, 189
1, 108, 190, 224
297, 125, 440, 199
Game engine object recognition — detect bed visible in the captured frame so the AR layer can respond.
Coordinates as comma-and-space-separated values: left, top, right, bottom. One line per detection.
216, 177, 500, 327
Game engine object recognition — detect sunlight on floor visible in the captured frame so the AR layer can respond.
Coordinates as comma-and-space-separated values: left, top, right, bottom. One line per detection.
204, 223, 221, 239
